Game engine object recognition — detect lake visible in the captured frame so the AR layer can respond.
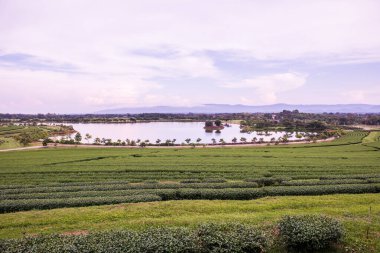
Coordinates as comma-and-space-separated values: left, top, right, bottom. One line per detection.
52, 122, 305, 144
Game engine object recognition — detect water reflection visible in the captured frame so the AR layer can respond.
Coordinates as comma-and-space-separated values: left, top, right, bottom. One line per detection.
53, 122, 305, 144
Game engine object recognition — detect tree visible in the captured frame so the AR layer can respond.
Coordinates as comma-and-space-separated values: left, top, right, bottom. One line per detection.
211, 138, 216, 145
205, 121, 213, 127
240, 137, 247, 143
252, 137, 257, 143
185, 138, 191, 144
94, 137, 101, 145
172, 139, 176, 144
74, 132, 82, 143
16, 132, 33, 146
84, 133, 92, 144
214, 120, 222, 127
156, 139, 161, 145
140, 142, 146, 148
232, 137, 237, 143
42, 138, 49, 146
196, 138, 202, 143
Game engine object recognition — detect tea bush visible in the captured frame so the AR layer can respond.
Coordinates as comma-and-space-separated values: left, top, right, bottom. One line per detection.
279, 215, 344, 251
0, 223, 268, 253
0, 184, 378, 213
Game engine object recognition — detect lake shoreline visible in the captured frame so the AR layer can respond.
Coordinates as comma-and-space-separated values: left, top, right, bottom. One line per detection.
44, 136, 335, 149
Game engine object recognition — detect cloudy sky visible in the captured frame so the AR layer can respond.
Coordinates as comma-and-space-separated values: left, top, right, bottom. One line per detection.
1, 0, 380, 113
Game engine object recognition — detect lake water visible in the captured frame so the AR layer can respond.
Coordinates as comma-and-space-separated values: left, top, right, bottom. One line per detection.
54, 122, 304, 144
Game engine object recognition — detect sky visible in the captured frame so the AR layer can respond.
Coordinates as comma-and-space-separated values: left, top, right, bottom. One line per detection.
0, 0, 380, 113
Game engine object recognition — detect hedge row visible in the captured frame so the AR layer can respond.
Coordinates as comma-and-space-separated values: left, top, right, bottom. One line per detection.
319, 174, 380, 180
0, 223, 267, 253
1, 184, 379, 213
0, 189, 177, 201
281, 178, 375, 186
245, 177, 291, 186
0, 216, 344, 253
0, 182, 259, 195
0, 194, 162, 213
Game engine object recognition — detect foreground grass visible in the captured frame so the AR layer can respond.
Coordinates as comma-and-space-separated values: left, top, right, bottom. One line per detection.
1, 194, 379, 251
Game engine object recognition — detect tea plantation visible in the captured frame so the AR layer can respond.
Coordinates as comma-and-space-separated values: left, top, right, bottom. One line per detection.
0, 130, 379, 252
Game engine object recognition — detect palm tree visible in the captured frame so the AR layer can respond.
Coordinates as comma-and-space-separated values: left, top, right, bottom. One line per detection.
196, 138, 202, 143
211, 138, 216, 145
185, 138, 191, 144
156, 139, 161, 145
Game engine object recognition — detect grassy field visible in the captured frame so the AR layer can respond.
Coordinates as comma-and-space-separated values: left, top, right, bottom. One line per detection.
0, 125, 56, 150
0, 130, 379, 251
1, 194, 379, 251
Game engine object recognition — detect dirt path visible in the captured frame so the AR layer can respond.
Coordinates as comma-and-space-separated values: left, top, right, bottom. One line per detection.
0, 146, 46, 152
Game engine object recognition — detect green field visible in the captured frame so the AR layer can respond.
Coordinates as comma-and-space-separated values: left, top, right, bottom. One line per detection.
0, 130, 379, 251
0, 125, 58, 150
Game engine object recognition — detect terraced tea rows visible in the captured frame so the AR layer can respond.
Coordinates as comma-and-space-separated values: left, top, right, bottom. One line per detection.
0, 131, 379, 212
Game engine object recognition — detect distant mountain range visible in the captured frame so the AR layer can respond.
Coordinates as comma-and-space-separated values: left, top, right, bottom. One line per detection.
96, 104, 380, 114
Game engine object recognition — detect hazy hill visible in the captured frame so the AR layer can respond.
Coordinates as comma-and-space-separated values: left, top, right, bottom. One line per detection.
96, 104, 380, 114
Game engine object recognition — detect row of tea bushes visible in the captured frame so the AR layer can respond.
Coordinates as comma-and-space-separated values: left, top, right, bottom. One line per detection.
0, 215, 344, 253
1, 184, 379, 213
0, 223, 266, 253
172, 184, 380, 200
0, 182, 260, 195
0, 194, 161, 213
280, 178, 375, 186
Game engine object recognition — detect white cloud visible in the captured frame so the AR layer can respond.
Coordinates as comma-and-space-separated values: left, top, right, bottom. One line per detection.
0, 68, 161, 113
223, 73, 307, 104
0, 0, 379, 111
2, 0, 379, 62
342, 89, 380, 104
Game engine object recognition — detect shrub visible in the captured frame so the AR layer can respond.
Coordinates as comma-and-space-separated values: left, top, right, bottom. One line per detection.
279, 215, 344, 251
0, 195, 162, 213
196, 223, 267, 253
0, 223, 267, 253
